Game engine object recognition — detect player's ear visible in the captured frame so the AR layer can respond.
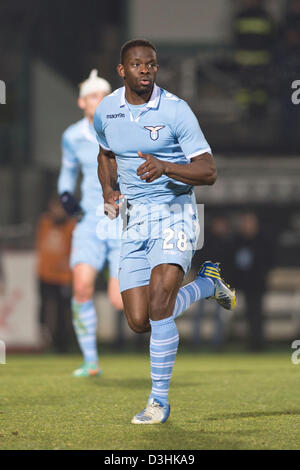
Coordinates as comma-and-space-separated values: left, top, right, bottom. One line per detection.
117, 64, 125, 80
77, 97, 85, 110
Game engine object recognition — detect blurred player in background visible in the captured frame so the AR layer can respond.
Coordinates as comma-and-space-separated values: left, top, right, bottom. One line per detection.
95, 39, 236, 424
58, 70, 123, 377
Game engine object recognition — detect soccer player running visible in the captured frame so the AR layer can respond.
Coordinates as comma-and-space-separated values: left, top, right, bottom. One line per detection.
58, 70, 123, 377
94, 40, 236, 424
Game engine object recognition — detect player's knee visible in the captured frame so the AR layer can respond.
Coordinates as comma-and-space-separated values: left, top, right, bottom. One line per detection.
110, 294, 123, 311
73, 280, 94, 303
129, 322, 150, 334
126, 312, 149, 334
108, 278, 123, 310
108, 289, 123, 310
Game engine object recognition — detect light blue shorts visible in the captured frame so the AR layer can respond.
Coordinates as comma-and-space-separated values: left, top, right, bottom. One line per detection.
70, 213, 122, 278
118, 192, 200, 292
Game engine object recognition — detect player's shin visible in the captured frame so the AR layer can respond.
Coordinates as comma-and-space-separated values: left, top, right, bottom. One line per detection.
71, 298, 98, 364
149, 316, 179, 406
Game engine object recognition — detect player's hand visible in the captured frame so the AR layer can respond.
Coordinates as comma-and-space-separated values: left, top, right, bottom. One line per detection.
137, 151, 166, 183
103, 189, 124, 219
60, 191, 83, 219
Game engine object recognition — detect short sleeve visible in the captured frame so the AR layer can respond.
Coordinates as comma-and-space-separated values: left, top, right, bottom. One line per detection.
94, 108, 111, 150
174, 100, 212, 160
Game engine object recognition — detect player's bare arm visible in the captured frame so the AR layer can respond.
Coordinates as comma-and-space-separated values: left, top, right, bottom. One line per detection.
97, 146, 123, 215
136, 151, 217, 185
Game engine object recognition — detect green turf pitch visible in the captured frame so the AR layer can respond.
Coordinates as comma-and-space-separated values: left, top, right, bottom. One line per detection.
0, 352, 299, 450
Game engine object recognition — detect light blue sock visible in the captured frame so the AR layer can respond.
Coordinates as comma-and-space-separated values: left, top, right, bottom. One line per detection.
72, 298, 98, 363
149, 316, 179, 406
172, 277, 215, 319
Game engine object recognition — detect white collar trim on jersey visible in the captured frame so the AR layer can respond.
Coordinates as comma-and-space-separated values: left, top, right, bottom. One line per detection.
120, 83, 161, 109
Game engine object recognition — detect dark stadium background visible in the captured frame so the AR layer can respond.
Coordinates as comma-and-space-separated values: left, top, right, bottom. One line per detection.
0, 0, 299, 354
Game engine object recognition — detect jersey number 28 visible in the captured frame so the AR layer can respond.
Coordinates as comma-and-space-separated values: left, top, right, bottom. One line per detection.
163, 228, 188, 252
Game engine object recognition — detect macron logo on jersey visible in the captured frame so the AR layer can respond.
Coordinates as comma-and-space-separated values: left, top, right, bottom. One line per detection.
106, 113, 125, 119
144, 126, 165, 141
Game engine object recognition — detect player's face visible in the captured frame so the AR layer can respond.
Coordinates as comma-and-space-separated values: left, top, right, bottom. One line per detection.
118, 46, 159, 96
78, 91, 107, 120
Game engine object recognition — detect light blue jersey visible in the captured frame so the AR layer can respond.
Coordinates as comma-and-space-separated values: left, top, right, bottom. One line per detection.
94, 84, 211, 205
93, 84, 210, 292
58, 117, 102, 215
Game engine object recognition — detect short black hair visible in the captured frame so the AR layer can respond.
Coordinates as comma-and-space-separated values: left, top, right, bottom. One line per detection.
120, 38, 157, 64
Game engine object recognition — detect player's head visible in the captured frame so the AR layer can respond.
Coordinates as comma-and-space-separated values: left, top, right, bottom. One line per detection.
117, 39, 158, 96
78, 70, 111, 120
